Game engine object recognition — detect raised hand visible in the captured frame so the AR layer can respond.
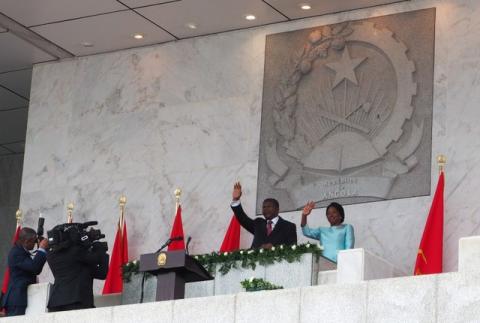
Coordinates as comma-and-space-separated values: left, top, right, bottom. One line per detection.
39, 238, 49, 249
302, 201, 315, 217
232, 182, 242, 201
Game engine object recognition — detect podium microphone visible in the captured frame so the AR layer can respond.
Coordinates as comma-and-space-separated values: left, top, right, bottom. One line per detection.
155, 236, 184, 253
185, 236, 192, 254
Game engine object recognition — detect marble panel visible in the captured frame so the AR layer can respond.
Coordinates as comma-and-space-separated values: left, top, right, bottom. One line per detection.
214, 261, 265, 295
265, 253, 317, 289
336, 248, 364, 283
458, 236, 480, 273
437, 271, 480, 323
25, 283, 50, 315
121, 274, 156, 305
173, 294, 235, 323
363, 250, 395, 281
236, 288, 301, 323
300, 283, 367, 323
19, 0, 480, 282
184, 279, 214, 299
94, 293, 122, 308
317, 270, 337, 285
112, 301, 173, 323
366, 275, 436, 323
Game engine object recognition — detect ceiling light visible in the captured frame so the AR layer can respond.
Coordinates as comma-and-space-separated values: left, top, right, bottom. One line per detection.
81, 41, 94, 47
133, 33, 144, 40
186, 23, 197, 29
300, 4, 312, 10
245, 14, 256, 21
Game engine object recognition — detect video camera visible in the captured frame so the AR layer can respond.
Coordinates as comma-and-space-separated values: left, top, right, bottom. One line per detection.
47, 221, 106, 252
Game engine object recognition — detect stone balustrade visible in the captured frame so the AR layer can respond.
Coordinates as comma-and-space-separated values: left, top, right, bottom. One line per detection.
4, 237, 479, 322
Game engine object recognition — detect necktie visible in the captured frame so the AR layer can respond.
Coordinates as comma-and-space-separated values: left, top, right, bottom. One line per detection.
266, 220, 273, 236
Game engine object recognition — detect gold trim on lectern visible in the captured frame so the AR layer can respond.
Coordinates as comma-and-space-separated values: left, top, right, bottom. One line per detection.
157, 252, 167, 266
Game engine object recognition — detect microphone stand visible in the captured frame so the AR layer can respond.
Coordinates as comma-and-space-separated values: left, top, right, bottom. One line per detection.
185, 236, 192, 255
155, 239, 172, 254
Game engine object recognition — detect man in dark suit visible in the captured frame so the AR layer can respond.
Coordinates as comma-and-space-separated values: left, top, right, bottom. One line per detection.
231, 182, 297, 249
1, 227, 48, 316
47, 241, 109, 312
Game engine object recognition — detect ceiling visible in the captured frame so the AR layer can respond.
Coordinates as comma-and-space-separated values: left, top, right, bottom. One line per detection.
0, 0, 406, 156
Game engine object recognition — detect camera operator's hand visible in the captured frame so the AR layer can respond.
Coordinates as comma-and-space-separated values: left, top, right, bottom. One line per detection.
92, 241, 108, 253
39, 238, 49, 249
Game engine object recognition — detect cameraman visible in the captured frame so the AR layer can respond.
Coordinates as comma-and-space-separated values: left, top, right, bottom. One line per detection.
1, 227, 48, 316
47, 226, 109, 312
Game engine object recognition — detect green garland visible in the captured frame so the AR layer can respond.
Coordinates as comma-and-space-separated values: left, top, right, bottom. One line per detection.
240, 278, 283, 292
122, 243, 323, 280
194, 243, 323, 275
122, 260, 140, 282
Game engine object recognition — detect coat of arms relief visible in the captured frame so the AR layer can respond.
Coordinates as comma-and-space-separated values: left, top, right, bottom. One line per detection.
257, 9, 435, 213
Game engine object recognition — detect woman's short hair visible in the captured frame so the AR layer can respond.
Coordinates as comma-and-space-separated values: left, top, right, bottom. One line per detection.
326, 202, 345, 223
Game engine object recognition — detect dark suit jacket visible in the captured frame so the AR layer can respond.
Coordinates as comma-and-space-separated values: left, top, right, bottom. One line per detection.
47, 244, 109, 309
1, 244, 47, 308
231, 204, 297, 249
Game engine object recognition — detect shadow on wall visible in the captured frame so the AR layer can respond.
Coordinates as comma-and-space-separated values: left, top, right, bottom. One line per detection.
0, 155, 24, 282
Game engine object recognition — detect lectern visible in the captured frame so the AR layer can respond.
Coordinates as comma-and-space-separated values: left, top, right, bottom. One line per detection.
139, 250, 213, 301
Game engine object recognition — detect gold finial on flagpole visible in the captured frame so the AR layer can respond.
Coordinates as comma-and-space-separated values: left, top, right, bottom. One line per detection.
15, 209, 22, 226
174, 188, 182, 210
437, 154, 446, 173
119, 195, 127, 207
119, 195, 127, 232
67, 202, 74, 223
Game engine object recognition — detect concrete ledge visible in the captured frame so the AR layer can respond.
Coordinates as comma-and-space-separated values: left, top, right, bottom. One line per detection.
25, 282, 50, 315
367, 274, 437, 323
52, 307, 113, 323
437, 271, 480, 323
236, 289, 300, 323
173, 294, 235, 323
4, 267, 480, 323
300, 282, 368, 323
113, 301, 173, 323
337, 249, 394, 283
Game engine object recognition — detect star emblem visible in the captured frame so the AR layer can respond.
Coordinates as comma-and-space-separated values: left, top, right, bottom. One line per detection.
325, 47, 367, 89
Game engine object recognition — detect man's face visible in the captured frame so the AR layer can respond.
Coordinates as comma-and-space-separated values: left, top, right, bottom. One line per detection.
262, 200, 279, 220
22, 237, 37, 251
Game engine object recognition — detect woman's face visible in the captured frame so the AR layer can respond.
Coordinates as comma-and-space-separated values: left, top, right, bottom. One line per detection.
326, 206, 342, 226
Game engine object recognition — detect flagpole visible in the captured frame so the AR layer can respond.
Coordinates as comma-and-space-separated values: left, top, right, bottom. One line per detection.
437, 154, 446, 173
67, 202, 74, 223
119, 195, 127, 234
174, 188, 182, 212
15, 209, 22, 228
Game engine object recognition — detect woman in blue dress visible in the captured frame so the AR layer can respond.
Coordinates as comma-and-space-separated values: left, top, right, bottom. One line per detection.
301, 201, 354, 262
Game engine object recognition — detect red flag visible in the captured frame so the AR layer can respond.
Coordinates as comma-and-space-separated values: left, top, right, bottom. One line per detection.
414, 171, 444, 275
102, 219, 128, 294
219, 215, 241, 252
1, 224, 21, 312
168, 205, 185, 251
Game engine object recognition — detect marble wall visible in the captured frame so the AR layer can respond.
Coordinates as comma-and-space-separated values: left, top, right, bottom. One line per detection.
19, 0, 480, 285
0, 155, 23, 281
